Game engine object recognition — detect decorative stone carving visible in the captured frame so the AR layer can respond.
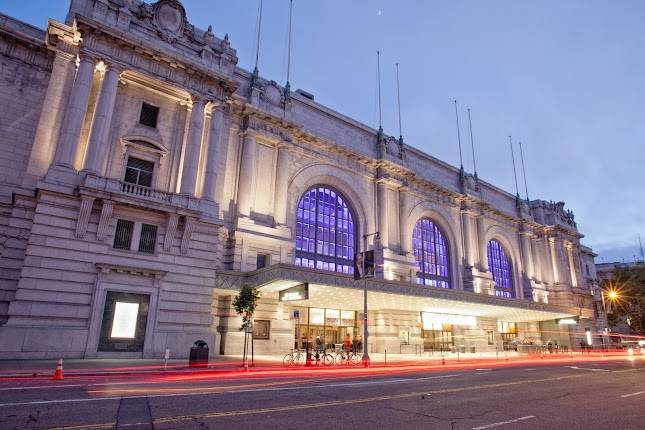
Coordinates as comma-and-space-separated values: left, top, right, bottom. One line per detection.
164, 213, 179, 252
96, 200, 114, 241
180, 216, 195, 254
153, 0, 190, 43
75, 196, 95, 238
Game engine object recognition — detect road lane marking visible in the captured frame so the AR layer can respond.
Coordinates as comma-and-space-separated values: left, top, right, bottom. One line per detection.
525, 369, 537, 371
475, 372, 490, 375
621, 391, 645, 398
4, 367, 642, 410
472, 415, 536, 429
475, 369, 492, 371
89, 373, 461, 396
567, 366, 609, 372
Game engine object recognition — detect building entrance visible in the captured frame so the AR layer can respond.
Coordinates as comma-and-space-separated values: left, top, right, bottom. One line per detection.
293, 306, 357, 350
422, 325, 454, 352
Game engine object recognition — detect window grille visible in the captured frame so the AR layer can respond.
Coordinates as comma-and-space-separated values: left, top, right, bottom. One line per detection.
487, 240, 515, 298
295, 186, 355, 274
139, 103, 159, 128
113, 219, 134, 250
138, 224, 158, 254
124, 157, 154, 187
412, 219, 451, 288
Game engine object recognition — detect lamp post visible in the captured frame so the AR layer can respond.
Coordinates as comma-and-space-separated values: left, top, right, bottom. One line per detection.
600, 288, 620, 348
360, 232, 379, 367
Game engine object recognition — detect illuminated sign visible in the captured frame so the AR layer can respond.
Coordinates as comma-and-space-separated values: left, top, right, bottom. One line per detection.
340, 310, 355, 326
279, 283, 309, 301
310, 308, 324, 325
325, 309, 340, 325
110, 302, 139, 339
422, 312, 476, 329
556, 317, 579, 325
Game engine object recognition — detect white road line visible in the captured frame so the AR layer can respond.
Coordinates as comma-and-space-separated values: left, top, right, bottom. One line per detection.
475, 372, 490, 375
621, 391, 645, 398
475, 369, 492, 371
525, 369, 537, 371
0, 374, 461, 408
472, 415, 536, 429
0, 384, 86, 391
567, 366, 609, 372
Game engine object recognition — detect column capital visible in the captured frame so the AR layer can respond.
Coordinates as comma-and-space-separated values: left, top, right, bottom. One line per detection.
189, 93, 208, 106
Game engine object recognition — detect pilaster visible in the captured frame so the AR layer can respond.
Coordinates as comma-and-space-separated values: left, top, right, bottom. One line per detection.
180, 95, 206, 196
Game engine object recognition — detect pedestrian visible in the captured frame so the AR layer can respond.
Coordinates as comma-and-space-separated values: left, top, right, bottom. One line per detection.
344, 333, 351, 352
352, 335, 359, 353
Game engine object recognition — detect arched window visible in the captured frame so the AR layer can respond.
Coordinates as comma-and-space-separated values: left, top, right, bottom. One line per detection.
487, 240, 515, 298
412, 219, 450, 288
295, 186, 355, 274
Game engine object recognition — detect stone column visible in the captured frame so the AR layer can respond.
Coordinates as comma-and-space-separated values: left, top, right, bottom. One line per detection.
273, 144, 290, 226
26, 50, 77, 181
398, 188, 411, 255
567, 244, 578, 287
376, 180, 389, 248
83, 64, 121, 175
548, 236, 561, 284
54, 55, 95, 169
237, 130, 257, 217
180, 96, 206, 196
519, 230, 534, 279
202, 103, 224, 201
461, 210, 476, 268
476, 215, 488, 272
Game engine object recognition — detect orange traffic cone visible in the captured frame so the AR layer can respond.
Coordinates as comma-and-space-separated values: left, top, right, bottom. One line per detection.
53, 358, 63, 380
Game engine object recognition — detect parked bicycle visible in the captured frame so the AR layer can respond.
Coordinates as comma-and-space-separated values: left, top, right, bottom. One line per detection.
283, 349, 306, 367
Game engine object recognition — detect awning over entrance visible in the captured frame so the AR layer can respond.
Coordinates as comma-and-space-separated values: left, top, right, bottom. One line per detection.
215, 264, 592, 323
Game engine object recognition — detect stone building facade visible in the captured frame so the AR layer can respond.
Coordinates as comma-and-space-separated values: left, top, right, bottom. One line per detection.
0, 0, 602, 358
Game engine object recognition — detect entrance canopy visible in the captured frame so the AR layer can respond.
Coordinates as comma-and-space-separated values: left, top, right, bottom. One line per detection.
215, 264, 592, 323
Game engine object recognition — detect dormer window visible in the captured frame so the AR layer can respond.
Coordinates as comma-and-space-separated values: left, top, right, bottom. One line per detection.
124, 157, 154, 187
139, 103, 159, 128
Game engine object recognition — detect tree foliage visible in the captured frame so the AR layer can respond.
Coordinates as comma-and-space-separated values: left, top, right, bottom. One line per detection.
232, 284, 260, 332
602, 264, 645, 334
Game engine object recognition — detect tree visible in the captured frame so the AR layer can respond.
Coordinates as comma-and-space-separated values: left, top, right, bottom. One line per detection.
602, 264, 645, 335
232, 284, 261, 368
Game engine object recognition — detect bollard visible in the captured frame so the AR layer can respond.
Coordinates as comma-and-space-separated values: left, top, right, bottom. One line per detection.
164, 348, 170, 370
385, 349, 387, 366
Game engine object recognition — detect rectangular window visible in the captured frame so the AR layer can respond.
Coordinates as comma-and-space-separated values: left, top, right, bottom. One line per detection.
256, 254, 269, 269
113, 219, 134, 250
139, 103, 159, 128
138, 223, 158, 254
253, 320, 270, 340
124, 157, 154, 187
487, 330, 495, 345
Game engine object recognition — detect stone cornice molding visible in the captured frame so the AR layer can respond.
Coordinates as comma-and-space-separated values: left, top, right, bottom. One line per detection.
95, 262, 167, 280
74, 16, 237, 100
45, 19, 81, 57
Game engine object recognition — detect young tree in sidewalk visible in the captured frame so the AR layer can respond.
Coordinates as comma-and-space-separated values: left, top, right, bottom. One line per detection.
232, 284, 261, 368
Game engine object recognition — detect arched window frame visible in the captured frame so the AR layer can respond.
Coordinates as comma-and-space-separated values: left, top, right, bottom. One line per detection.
294, 186, 357, 274
487, 239, 515, 298
412, 218, 451, 289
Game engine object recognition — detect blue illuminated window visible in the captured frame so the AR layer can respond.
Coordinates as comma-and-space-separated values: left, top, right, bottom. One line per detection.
487, 240, 515, 298
295, 186, 355, 274
412, 219, 450, 288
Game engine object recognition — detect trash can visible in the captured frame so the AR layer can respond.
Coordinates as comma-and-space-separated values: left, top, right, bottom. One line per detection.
470, 346, 476, 353
189, 340, 209, 368
459, 345, 466, 354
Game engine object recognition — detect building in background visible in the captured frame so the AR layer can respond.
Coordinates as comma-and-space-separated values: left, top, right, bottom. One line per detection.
0, 0, 602, 358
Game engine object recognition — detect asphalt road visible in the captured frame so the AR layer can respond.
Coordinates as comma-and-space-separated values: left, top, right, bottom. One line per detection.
1, 357, 644, 430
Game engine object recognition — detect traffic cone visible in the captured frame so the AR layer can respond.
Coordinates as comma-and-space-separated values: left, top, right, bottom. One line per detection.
53, 358, 63, 380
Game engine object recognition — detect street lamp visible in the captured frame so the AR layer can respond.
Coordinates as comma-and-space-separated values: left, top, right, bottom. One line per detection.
359, 232, 379, 368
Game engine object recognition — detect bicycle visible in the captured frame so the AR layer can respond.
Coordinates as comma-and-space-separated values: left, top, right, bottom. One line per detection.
312, 348, 334, 366
283, 349, 306, 367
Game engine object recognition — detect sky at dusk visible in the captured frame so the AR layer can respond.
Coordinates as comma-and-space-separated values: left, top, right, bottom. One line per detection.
3, 0, 644, 263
